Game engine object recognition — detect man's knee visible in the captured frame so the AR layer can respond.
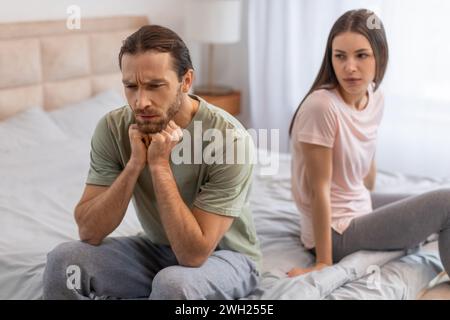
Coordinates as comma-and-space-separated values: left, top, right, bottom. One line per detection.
149, 252, 259, 300
150, 266, 198, 300
43, 241, 91, 299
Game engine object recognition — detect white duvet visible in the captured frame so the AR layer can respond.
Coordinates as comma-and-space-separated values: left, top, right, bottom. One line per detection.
0, 140, 448, 299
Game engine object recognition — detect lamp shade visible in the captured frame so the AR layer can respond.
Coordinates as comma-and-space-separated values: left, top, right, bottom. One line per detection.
186, 0, 241, 44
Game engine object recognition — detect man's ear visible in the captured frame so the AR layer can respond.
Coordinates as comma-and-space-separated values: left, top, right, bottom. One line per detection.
181, 69, 194, 93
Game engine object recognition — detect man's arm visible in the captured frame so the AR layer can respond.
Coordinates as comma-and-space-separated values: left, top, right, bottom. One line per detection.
74, 162, 142, 245
149, 163, 234, 267
75, 124, 149, 245
147, 121, 234, 267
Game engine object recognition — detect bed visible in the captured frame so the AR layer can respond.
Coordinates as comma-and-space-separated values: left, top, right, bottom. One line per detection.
1, 16, 449, 300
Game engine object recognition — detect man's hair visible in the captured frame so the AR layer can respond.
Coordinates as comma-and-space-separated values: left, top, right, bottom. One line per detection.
118, 25, 193, 81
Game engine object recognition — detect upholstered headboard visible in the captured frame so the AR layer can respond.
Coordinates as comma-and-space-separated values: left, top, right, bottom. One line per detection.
0, 15, 148, 120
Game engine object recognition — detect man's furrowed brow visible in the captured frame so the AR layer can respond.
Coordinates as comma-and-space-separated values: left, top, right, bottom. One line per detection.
122, 79, 168, 85
122, 79, 135, 85
144, 78, 169, 85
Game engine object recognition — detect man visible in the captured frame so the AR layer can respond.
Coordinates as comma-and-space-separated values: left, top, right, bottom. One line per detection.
43, 25, 261, 300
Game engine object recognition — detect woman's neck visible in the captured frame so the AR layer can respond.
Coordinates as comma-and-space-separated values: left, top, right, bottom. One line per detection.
337, 86, 369, 111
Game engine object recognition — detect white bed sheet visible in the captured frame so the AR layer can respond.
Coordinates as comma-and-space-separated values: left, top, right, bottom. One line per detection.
0, 141, 448, 299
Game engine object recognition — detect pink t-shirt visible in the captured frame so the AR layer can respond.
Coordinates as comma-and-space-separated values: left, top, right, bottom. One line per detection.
291, 84, 384, 249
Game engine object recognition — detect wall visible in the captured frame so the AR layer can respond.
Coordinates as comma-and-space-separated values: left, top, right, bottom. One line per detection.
0, 0, 183, 30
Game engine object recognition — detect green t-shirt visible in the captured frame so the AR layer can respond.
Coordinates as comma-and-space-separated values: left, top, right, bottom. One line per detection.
86, 95, 262, 271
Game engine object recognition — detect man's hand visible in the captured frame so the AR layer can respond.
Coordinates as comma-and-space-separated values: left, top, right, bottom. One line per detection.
287, 262, 330, 278
147, 120, 183, 168
128, 124, 150, 170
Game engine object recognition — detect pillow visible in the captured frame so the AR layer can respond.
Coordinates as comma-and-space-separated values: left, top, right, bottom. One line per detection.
0, 106, 69, 153
0, 107, 67, 153
49, 90, 127, 140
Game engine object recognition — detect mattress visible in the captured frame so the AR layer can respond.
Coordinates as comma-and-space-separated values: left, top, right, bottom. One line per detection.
0, 141, 448, 299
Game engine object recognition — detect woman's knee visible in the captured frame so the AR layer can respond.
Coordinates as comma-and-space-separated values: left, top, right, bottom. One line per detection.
423, 189, 450, 219
421, 188, 450, 203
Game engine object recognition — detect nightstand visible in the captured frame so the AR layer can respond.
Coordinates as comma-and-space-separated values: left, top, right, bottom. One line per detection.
197, 91, 241, 116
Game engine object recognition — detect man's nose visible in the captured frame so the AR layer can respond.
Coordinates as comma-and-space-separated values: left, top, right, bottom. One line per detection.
136, 88, 151, 110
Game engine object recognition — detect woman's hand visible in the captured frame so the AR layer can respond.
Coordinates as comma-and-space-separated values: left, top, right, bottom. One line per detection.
287, 262, 330, 278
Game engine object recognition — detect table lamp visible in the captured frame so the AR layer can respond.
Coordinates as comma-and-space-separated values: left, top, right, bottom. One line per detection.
186, 0, 242, 95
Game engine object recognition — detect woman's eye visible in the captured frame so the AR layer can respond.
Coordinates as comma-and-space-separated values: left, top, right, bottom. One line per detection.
126, 85, 137, 90
334, 54, 345, 60
358, 53, 369, 59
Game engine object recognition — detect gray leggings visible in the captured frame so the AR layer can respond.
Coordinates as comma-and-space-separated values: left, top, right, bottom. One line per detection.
324, 189, 450, 275
42, 236, 259, 300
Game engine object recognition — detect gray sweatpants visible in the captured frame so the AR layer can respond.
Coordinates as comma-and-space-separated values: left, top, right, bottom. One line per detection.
330, 189, 450, 275
42, 235, 259, 300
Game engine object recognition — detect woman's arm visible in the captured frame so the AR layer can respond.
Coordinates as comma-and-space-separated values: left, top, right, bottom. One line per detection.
288, 142, 333, 277
303, 142, 333, 265
363, 159, 376, 191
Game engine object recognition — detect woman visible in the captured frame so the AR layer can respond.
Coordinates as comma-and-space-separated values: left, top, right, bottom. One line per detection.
288, 9, 450, 277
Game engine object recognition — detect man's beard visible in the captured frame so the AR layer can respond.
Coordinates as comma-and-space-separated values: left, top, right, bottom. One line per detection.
135, 89, 182, 134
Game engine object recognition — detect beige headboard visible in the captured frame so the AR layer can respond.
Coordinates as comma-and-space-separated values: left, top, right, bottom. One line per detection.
0, 15, 149, 120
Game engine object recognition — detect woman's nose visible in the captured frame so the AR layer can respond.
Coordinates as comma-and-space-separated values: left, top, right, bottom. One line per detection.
344, 59, 357, 73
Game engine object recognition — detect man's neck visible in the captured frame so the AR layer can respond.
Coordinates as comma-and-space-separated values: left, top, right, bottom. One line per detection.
173, 94, 200, 129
